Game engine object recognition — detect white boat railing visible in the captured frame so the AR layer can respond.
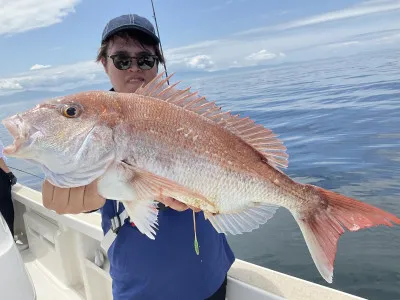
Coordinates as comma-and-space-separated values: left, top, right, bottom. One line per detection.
10, 183, 365, 300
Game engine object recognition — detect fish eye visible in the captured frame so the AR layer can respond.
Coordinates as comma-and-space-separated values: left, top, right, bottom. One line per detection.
62, 105, 80, 118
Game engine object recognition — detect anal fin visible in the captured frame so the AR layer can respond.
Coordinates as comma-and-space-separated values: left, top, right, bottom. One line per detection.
205, 203, 279, 235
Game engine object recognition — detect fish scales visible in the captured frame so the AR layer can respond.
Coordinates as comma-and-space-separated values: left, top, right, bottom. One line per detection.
112, 93, 279, 213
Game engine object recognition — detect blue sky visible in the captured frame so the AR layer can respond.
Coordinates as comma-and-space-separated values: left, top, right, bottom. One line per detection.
0, 0, 399, 95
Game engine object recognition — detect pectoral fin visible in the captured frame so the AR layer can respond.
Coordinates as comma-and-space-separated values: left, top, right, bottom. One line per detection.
122, 161, 215, 211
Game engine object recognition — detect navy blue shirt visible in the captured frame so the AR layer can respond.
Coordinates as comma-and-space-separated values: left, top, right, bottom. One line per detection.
100, 200, 235, 300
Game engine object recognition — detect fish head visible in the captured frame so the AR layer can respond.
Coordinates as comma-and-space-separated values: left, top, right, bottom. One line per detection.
1, 91, 118, 187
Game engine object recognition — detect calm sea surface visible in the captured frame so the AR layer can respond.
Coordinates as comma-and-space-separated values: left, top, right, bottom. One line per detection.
1, 49, 399, 299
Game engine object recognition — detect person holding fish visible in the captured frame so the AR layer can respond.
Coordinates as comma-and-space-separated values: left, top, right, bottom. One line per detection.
2, 10, 400, 300
39, 14, 235, 300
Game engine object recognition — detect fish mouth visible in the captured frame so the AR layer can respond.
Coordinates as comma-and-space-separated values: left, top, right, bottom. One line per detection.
1, 115, 39, 155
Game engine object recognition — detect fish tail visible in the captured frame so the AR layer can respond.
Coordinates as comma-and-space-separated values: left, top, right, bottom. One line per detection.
293, 184, 400, 284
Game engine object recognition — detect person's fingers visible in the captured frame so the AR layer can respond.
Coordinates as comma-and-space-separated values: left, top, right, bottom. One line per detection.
82, 181, 105, 212
43, 180, 71, 214
42, 180, 105, 214
160, 196, 189, 212
186, 204, 201, 212
66, 186, 86, 214
190, 206, 202, 213
51, 186, 71, 214
159, 196, 203, 212
42, 180, 55, 209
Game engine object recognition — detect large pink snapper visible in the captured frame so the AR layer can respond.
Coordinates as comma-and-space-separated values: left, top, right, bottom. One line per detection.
2, 73, 400, 283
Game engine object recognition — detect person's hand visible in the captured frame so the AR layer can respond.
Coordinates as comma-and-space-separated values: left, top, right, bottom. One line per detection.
159, 196, 201, 212
42, 180, 105, 214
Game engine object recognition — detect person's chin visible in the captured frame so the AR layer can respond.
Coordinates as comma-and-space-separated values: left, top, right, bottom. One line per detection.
127, 80, 144, 91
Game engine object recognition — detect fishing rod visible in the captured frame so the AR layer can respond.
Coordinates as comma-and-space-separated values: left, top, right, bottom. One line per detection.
150, 0, 170, 85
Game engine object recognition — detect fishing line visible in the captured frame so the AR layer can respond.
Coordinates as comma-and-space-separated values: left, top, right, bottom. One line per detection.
8, 166, 44, 180
150, 0, 170, 85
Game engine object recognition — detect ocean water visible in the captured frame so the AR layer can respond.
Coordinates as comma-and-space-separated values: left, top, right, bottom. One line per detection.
1, 49, 399, 299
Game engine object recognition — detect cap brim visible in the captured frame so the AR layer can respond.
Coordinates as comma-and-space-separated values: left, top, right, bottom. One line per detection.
102, 25, 160, 45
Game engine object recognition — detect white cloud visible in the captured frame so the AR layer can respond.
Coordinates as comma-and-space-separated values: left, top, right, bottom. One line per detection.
325, 41, 361, 48
30, 64, 51, 70
0, 60, 106, 95
165, 39, 286, 72
0, 80, 23, 90
376, 32, 400, 42
185, 55, 215, 70
0, 0, 81, 35
322, 30, 400, 50
278, 0, 400, 30
166, 40, 220, 53
246, 50, 285, 61
236, 0, 400, 36
161, 0, 397, 72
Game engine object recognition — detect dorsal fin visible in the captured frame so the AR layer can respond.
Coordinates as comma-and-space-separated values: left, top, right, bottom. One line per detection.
135, 72, 289, 169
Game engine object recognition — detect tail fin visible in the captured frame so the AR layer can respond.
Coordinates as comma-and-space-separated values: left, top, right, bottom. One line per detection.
294, 184, 400, 283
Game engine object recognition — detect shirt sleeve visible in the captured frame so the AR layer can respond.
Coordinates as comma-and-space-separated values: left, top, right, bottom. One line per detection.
0, 140, 7, 161
0, 140, 4, 155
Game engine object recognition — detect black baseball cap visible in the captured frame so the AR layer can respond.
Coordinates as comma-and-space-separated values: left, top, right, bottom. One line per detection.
101, 14, 160, 45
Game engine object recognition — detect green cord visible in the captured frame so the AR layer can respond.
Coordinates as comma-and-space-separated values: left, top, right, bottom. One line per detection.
193, 210, 200, 255
194, 237, 199, 255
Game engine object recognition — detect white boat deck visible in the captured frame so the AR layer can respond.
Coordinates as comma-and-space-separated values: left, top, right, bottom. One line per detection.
2, 183, 366, 300
21, 249, 84, 300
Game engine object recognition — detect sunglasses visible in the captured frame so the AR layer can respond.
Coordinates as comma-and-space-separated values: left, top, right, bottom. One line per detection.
108, 53, 158, 70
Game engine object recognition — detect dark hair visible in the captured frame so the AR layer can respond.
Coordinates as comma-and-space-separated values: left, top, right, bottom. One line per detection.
96, 30, 165, 65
